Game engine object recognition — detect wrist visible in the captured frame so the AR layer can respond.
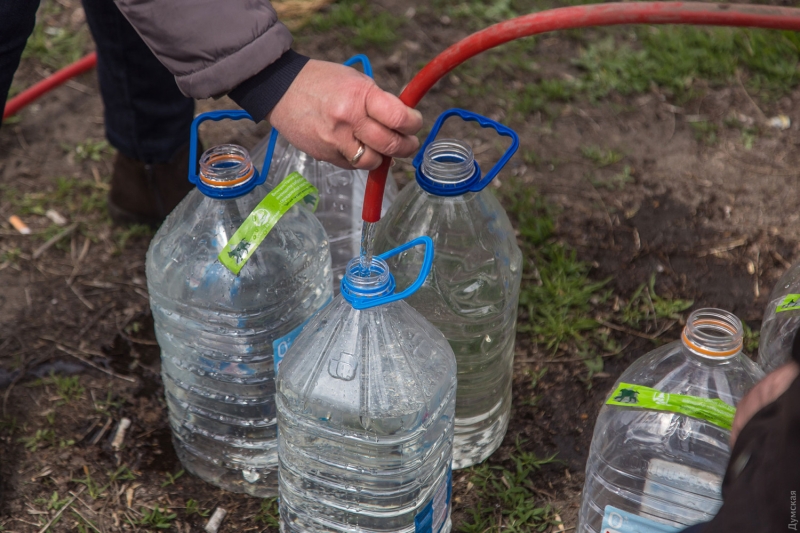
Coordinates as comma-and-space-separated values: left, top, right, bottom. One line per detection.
229, 50, 310, 122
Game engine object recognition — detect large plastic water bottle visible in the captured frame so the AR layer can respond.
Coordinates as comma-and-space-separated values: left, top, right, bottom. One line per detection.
577, 308, 764, 532
276, 236, 457, 533
758, 262, 800, 373
250, 55, 398, 290
372, 109, 522, 469
146, 111, 333, 497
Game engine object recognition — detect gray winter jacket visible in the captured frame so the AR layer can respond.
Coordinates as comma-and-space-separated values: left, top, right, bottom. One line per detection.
115, 0, 309, 120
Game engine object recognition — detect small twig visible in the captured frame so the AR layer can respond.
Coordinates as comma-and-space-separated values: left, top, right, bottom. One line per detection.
67, 237, 91, 285
37, 486, 85, 533
32, 223, 79, 260
518, 341, 633, 364
696, 237, 749, 257
598, 319, 677, 341
40, 338, 136, 383
77, 302, 116, 339
70, 283, 95, 310
91, 417, 114, 446
735, 69, 767, 123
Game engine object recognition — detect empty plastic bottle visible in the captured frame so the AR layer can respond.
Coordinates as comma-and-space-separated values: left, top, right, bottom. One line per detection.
276, 236, 457, 533
758, 262, 800, 373
577, 308, 764, 532
372, 109, 522, 469
146, 111, 333, 497
250, 55, 398, 290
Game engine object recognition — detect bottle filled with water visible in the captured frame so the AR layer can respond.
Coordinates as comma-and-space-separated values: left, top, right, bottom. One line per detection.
372, 109, 522, 469
146, 111, 333, 497
276, 236, 457, 533
577, 308, 764, 532
250, 55, 398, 291
758, 261, 800, 373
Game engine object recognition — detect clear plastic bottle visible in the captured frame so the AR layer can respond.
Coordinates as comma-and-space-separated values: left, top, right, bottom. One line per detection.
758, 262, 800, 373
372, 109, 522, 469
146, 111, 333, 497
250, 55, 399, 291
276, 237, 457, 533
577, 308, 764, 532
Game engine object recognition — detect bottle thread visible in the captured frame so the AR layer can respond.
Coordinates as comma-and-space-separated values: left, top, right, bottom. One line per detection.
681, 308, 743, 358
421, 139, 476, 184
199, 144, 255, 188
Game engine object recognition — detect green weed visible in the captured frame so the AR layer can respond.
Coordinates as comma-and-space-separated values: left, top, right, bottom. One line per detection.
94, 391, 124, 415
591, 165, 635, 191
691, 121, 719, 145
136, 507, 176, 529
185, 499, 210, 518
72, 140, 111, 162
71, 511, 101, 533
1, 177, 106, 217
621, 273, 693, 328
114, 223, 154, 251
460, 440, 557, 532
254, 498, 280, 528
72, 469, 108, 500
50, 372, 84, 403
0, 417, 20, 435
311, 0, 399, 49
743, 322, 760, 354
161, 469, 184, 488
516, 79, 575, 116
35, 492, 71, 512
108, 465, 136, 483
581, 146, 623, 167
19, 429, 56, 451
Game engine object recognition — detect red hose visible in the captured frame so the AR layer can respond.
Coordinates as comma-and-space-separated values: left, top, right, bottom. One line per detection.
3, 52, 97, 120
362, 2, 800, 222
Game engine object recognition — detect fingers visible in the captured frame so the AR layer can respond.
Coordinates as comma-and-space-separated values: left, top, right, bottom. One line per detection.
353, 117, 420, 159
730, 361, 800, 447
364, 85, 423, 136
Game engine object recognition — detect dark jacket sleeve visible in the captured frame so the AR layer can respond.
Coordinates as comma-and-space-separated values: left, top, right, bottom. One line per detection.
114, 0, 308, 118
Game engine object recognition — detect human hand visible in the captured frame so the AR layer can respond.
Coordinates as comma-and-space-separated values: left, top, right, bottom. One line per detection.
267, 59, 423, 170
730, 361, 799, 447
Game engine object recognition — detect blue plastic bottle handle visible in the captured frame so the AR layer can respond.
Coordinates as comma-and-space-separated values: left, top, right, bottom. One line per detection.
261, 54, 376, 176
347, 236, 434, 310
412, 108, 520, 193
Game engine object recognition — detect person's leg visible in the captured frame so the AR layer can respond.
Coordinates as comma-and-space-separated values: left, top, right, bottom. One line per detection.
81, 0, 196, 226
0, 0, 40, 121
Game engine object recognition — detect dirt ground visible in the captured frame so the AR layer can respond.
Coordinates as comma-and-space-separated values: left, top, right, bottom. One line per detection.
2, 0, 800, 531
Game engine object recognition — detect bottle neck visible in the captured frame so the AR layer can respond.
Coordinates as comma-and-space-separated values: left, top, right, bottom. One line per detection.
341, 257, 395, 301
420, 139, 477, 185
199, 144, 256, 191
681, 308, 743, 360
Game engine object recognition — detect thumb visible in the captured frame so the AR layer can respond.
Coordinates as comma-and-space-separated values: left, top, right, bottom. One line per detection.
364, 86, 423, 136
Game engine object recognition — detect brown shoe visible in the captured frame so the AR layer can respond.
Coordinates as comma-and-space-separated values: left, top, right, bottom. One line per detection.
107, 144, 196, 228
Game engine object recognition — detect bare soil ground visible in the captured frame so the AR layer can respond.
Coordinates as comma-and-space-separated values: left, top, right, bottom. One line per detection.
2, 0, 800, 531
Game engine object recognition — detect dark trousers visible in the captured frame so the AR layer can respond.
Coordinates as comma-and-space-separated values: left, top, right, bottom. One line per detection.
1, 0, 194, 164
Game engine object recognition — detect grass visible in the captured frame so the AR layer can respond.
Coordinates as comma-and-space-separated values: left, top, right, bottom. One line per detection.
51, 372, 84, 403
69, 140, 111, 163
581, 146, 623, 167
502, 181, 610, 354
310, 0, 400, 49
136, 507, 176, 529
114, 223, 154, 251
185, 499, 210, 518
1, 177, 107, 218
459, 440, 558, 532
161, 469, 184, 488
254, 498, 280, 528
621, 274, 693, 328
22, 0, 89, 70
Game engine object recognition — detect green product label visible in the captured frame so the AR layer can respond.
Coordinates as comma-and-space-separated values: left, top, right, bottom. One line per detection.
606, 382, 736, 431
218, 172, 318, 275
776, 294, 800, 313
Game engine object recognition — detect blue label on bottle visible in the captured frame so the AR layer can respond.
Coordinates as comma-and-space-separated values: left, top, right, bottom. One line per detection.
414, 466, 452, 533
272, 297, 331, 375
601, 506, 684, 533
